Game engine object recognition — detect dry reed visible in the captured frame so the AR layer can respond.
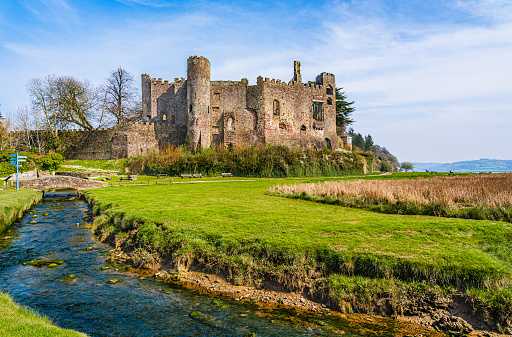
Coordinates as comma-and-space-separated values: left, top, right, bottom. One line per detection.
271, 174, 512, 213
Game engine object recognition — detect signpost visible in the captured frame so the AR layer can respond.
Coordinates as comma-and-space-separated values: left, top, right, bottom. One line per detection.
9, 152, 27, 190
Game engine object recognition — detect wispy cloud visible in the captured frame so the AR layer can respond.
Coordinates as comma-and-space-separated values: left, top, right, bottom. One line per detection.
115, 0, 177, 8
20, 0, 79, 25
1, 0, 510, 162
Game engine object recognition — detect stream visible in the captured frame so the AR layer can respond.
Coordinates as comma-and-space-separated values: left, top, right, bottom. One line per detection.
0, 197, 421, 337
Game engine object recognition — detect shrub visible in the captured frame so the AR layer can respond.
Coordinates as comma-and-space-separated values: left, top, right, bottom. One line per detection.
36, 153, 64, 171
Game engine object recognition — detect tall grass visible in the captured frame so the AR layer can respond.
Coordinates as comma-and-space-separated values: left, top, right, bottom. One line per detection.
126, 145, 364, 178
270, 174, 512, 221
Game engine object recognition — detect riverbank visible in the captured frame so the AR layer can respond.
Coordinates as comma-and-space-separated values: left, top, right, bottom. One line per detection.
84, 176, 512, 336
0, 189, 87, 337
0, 189, 42, 234
0, 292, 87, 337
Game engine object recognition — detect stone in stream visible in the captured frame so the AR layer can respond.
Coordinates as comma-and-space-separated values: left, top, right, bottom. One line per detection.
59, 274, 77, 281
28, 221, 37, 224
108, 279, 123, 284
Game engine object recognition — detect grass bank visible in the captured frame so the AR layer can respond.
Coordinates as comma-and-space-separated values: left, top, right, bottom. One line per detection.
0, 189, 42, 234
0, 189, 87, 337
84, 176, 512, 333
0, 293, 87, 337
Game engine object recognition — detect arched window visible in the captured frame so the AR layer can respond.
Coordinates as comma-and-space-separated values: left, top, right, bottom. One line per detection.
326, 85, 333, 95
327, 97, 333, 105
300, 125, 307, 132
273, 100, 280, 116
227, 117, 233, 131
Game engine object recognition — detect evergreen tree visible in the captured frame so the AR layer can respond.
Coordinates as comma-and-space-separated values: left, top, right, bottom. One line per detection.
335, 87, 355, 129
364, 134, 374, 151
353, 133, 364, 149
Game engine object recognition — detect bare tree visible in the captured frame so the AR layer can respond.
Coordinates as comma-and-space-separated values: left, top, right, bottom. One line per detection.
27, 75, 62, 136
0, 107, 11, 151
57, 76, 98, 130
27, 75, 99, 132
101, 67, 141, 126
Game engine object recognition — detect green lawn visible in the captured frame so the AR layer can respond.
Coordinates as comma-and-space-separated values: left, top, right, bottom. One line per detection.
86, 176, 512, 322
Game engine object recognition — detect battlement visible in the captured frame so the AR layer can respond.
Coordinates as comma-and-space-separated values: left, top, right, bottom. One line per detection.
255, 76, 324, 92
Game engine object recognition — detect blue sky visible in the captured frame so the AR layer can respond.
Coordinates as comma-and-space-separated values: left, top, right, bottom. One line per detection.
0, 0, 511, 163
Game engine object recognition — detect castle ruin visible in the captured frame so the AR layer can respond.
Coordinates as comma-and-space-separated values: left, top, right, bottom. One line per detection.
142, 56, 340, 151
11, 56, 342, 160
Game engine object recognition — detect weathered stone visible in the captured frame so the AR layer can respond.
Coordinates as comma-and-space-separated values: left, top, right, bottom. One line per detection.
18, 176, 107, 191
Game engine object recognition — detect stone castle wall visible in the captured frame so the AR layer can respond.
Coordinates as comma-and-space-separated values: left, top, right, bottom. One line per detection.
143, 56, 340, 151
10, 123, 169, 160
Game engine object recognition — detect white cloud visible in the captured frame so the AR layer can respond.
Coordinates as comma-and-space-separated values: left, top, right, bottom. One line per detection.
19, 0, 79, 25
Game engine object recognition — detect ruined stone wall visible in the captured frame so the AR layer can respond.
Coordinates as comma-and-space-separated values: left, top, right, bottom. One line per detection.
250, 75, 338, 150
141, 56, 340, 151
210, 79, 259, 148
142, 74, 186, 124
10, 123, 161, 160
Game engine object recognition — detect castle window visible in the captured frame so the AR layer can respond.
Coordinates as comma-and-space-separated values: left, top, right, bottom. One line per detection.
214, 93, 220, 100
227, 117, 233, 131
189, 104, 192, 113
273, 100, 280, 116
325, 138, 332, 150
300, 125, 307, 132
326, 85, 333, 95
312, 101, 324, 121
327, 97, 333, 105
279, 122, 286, 129
162, 114, 167, 121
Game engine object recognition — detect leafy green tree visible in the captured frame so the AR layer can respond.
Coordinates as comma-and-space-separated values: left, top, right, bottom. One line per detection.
335, 87, 355, 130
400, 162, 414, 172
364, 134, 374, 151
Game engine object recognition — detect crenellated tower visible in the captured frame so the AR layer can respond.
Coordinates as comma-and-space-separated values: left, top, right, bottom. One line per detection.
186, 56, 211, 151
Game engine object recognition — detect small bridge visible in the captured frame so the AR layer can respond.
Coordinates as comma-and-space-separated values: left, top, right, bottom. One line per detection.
18, 176, 108, 191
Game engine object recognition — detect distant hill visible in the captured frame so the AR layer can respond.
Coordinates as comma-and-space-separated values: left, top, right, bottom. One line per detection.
412, 159, 512, 173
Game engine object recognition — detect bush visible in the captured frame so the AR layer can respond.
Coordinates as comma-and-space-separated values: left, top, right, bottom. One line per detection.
36, 153, 64, 171
126, 145, 364, 178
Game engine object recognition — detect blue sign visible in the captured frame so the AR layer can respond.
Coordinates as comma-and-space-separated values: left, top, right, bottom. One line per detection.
9, 152, 26, 190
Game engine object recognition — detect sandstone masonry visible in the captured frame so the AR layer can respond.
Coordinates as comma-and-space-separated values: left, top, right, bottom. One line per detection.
143, 56, 340, 151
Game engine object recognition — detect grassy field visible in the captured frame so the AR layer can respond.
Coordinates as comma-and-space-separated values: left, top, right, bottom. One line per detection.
59, 159, 128, 173
85, 174, 512, 329
0, 190, 87, 337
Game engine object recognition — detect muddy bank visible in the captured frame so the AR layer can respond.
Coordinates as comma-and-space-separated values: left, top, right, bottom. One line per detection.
100, 241, 509, 337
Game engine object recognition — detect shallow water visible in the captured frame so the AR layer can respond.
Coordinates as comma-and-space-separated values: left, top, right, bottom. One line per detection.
0, 198, 421, 337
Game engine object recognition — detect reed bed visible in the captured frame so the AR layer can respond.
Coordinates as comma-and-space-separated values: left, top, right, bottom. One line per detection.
270, 173, 512, 221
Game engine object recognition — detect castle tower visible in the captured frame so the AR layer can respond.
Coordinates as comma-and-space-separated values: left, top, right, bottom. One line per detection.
141, 74, 153, 121
293, 61, 302, 82
186, 56, 211, 151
